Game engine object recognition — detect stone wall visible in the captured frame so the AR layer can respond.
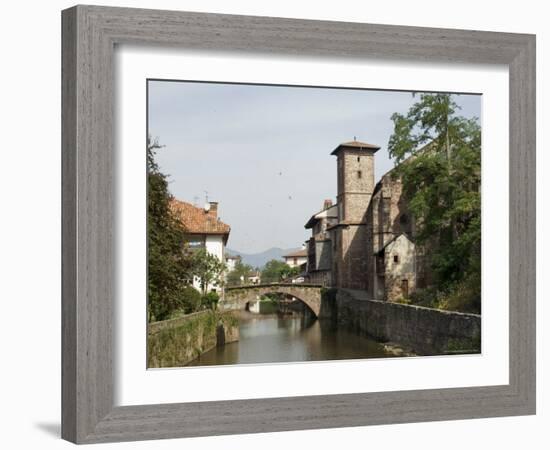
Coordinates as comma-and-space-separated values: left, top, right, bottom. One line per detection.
332, 224, 371, 290
315, 239, 332, 271
335, 289, 481, 355
307, 269, 331, 287
337, 151, 375, 222
369, 170, 433, 298
147, 310, 239, 368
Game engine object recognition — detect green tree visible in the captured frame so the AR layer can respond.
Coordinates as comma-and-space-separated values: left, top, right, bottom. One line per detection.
178, 285, 202, 315
190, 248, 226, 295
261, 260, 300, 283
201, 291, 220, 310
147, 136, 192, 322
226, 260, 255, 286
388, 94, 481, 313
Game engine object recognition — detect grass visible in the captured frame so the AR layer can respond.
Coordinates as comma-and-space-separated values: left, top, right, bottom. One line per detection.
147, 309, 239, 368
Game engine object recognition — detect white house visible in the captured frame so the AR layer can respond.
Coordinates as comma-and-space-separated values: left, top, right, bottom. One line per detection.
170, 199, 231, 294
246, 271, 261, 285
225, 254, 241, 275
283, 247, 308, 269
374, 233, 416, 301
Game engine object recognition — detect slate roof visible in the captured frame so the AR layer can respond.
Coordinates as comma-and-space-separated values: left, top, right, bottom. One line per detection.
375, 233, 414, 256
331, 140, 381, 155
170, 199, 230, 237
304, 203, 338, 229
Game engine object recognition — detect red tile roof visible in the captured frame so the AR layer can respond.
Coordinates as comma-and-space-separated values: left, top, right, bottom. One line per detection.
170, 199, 230, 237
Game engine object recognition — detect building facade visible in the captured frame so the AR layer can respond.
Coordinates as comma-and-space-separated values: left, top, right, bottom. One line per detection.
329, 141, 379, 291
370, 169, 428, 301
304, 199, 338, 286
282, 248, 308, 269
304, 139, 428, 301
225, 254, 241, 274
170, 199, 230, 294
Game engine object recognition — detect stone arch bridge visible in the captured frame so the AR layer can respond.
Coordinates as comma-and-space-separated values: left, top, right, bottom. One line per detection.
222, 283, 323, 317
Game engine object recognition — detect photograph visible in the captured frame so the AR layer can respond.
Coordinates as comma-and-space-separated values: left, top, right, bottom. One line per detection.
146, 80, 482, 368
1, 0, 542, 447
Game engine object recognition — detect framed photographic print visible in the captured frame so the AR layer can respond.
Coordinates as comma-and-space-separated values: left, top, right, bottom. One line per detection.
61, 5, 536, 444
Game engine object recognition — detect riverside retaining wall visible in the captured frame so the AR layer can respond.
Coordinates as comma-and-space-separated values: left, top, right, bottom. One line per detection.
147, 310, 239, 368
336, 289, 481, 355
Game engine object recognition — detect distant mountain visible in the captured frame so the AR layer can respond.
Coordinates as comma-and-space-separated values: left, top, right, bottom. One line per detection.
226, 247, 300, 269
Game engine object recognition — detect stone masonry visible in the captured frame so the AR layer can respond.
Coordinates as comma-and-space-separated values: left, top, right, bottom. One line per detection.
222, 284, 323, 317
329, 141, 380, 291
304, 139, 432, 302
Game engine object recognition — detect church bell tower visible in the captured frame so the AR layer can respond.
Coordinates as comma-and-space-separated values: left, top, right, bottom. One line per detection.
331, 140, 380, 290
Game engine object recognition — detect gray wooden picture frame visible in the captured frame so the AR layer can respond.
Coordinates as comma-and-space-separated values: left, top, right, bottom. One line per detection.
61, 4, 536, 444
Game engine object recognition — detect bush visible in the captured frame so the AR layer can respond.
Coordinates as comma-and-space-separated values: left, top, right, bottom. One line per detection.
201, 291, 220, 310
408, 287, 440, 308
408, 274, 480, 315
436, 273, 481, 314
180, 285, 202, 313
394, 297, 412, 305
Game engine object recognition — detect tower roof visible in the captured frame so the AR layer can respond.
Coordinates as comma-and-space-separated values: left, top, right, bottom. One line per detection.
331, 140, 380, 155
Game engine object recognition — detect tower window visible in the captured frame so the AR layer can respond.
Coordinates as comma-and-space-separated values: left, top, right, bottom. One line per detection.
357, 170, 362, 179
393, 255, 399, 263
357, 156, 360, 162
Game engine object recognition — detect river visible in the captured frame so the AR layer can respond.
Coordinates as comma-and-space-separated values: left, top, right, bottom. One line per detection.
188, 309, 398, 367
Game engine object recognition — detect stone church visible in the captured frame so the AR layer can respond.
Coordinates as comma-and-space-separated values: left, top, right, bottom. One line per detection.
304, 140, 428, 302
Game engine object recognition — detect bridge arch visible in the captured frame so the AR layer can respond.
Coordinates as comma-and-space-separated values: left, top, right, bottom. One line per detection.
222, 284, 323, 317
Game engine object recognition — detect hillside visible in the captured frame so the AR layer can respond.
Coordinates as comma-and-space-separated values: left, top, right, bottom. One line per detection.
226, 247, 300, 269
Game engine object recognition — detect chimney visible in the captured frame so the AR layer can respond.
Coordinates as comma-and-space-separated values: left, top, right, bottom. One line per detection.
208, 201, 218, 218
323, 199, 333, 210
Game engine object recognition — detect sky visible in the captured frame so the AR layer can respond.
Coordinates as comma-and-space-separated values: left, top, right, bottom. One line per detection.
148, 81, 481, 254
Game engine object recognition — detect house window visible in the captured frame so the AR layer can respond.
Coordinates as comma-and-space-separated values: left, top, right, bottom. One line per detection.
293, 257, 298, 266
357, 170, 362, 178
357, 156, 360, 162
393, 255, 399, 263
187, 238, 205, 249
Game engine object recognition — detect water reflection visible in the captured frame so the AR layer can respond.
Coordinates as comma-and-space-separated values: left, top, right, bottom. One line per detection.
188, 311, 395, 367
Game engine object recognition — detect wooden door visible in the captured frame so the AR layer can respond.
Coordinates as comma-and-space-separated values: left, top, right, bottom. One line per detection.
401, 279, 409, 298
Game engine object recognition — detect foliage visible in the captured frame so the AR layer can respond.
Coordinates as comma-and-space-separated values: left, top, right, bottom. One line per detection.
435, 271, 481, 314
147, 310, 218, 368
190, 248, 226, 295
147, 310, 240, 367
201, 291, 220, 310
388, 94, 481, 313
147, 136, 193, 322
408, 287, 440, 309
446, 335, 481, 353
394, 297, 412, 305
261, 259, 300, 283
260, 293, 282, 302
226, 260, 255, 286
179, 285, 202, 314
